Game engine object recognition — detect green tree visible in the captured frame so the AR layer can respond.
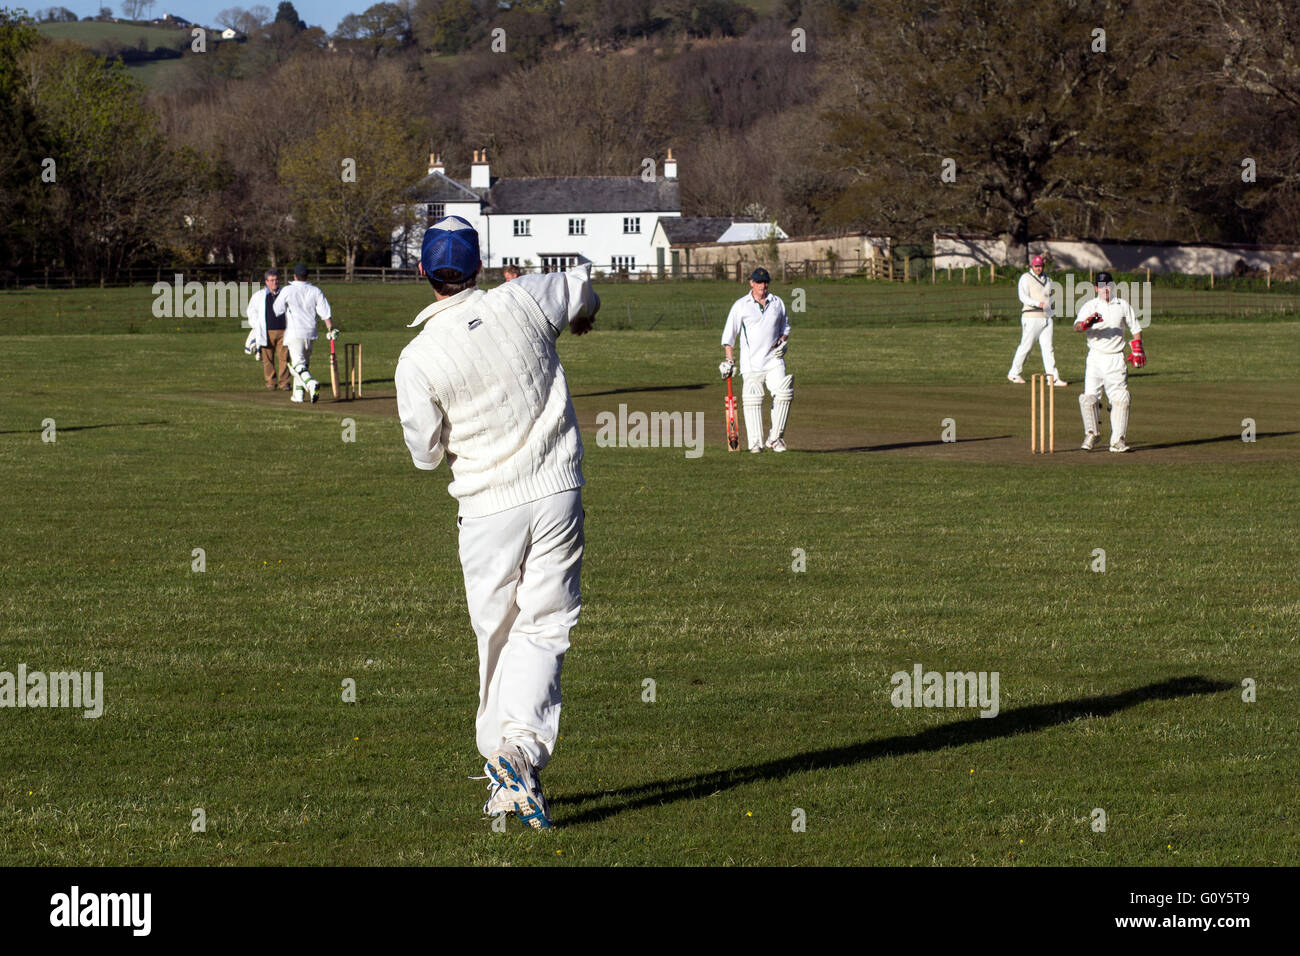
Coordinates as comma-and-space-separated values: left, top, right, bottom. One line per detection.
335, 2, 413, 58
413, 0, 479, 55
274, 1, 305, 30
18, 39, 192, 278
821, 0, 1217, 262
278, 109, 420, 278
0, 9, 49, 274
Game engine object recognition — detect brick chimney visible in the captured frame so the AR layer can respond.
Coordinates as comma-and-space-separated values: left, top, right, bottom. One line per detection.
427, 152, 444, 176
471, 148, 490, 189
663, 148, 677, 179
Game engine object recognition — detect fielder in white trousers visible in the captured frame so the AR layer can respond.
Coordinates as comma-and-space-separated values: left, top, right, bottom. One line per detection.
459, 489, 583, 771
1008, 259, 1064, 385
1008, 312, 1062, 382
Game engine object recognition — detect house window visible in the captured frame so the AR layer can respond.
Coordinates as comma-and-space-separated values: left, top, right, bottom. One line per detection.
541, 256, 578, 272
514, 219, 531, 237
623, 217, 641, 234
611, 256, 636, 272
502, 257, 521, 267
569, 218, 586, 236
427, 203, 445, 224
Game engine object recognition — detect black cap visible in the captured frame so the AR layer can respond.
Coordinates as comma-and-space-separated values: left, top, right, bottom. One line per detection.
1095, 271, 1113, 284
293, 264, 308, 278
750, 267, 771, 283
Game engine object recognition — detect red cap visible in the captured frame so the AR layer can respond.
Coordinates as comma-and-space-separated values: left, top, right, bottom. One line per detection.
1030, 255, 1045, 267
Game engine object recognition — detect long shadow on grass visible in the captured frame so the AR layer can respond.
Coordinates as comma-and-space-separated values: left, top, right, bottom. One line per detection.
1139, 431, 1298, 450
554, 676, 1233, 825
806, 435, 1010, 454
0, 420, 169, 435
573, 384, 708, 398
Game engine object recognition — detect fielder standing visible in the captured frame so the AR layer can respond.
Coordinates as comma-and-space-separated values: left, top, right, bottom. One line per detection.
1008, 254, 1067, 386
719, 267, 792, 452
395, 216, 598, 829
274, 264, 335, 403
1074, 271, 1145, 452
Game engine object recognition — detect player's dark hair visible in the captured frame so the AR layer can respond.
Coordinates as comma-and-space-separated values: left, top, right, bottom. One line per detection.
428, 267, 477, 296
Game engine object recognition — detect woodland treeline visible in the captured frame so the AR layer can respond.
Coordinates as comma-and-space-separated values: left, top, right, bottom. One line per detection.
1, 0, 1296, 279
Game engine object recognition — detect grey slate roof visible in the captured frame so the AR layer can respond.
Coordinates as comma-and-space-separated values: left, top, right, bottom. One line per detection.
485, 177, 680, 215
658, 217, 741, 244
407, 170, 483, 203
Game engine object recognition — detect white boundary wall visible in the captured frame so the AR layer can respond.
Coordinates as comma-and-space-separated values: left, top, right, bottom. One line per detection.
933, 233, 1300, 276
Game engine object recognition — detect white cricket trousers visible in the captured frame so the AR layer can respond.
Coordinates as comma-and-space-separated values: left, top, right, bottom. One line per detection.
1008, 313, 1060, 379
1081, 351, 1131, 440
285, 337, 313, 370
458, 488, 584, 770
285, 338, 316, 395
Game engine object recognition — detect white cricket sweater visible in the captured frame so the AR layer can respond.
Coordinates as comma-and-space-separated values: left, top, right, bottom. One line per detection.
395, 267, 597, 518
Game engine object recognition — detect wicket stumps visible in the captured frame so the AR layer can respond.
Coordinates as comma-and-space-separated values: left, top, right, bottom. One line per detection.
342, 342, 362, 400
1031, 373, 1054, 453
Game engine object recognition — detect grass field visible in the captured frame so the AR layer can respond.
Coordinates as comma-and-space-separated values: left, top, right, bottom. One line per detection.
0, 283, 1296, 866
3, 276, 1298, 335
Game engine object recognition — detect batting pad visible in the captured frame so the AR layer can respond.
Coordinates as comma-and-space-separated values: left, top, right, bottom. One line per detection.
1079, 393, 1100, 436
769, 377, 790, 444
1109, 389, 1130, 442
743, 377, 765, 447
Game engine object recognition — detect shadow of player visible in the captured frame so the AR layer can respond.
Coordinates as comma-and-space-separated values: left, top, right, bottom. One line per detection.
552, 676, 1234, 827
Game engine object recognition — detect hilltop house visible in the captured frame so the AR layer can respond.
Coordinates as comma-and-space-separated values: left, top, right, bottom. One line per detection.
393, 150, 682, 274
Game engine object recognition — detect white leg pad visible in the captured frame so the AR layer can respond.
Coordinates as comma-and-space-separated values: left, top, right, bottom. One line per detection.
1108, 388, 1130, 443
1079, 393, 1100, 436
767, 373, 793, 440
742, 376, 765, 448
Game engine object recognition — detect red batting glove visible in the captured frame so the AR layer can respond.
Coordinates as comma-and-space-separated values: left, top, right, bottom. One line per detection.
1127, 339, 1146, 367
1074, 312, 1103, 332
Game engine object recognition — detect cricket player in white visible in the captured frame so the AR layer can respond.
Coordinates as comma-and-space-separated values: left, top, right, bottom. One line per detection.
719, 267, 792, 452
395, 216, 598, 829
274, 264, 335, 403
1008, 254, 1066, 386
1074, 271, 1146, 452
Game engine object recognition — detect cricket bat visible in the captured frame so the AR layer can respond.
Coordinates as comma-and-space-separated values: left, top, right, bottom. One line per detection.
329, 336, 339, 399
725, 376, 740, 451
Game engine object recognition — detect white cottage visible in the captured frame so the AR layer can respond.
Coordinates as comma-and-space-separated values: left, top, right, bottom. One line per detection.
394, 149, 682, 274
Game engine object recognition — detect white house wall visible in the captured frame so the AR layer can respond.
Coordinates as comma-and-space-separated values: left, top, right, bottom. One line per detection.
393, 205, 679, 273
486, 211, 678, 272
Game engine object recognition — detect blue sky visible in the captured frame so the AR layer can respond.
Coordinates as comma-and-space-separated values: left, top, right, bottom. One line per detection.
50, 1, 359, 34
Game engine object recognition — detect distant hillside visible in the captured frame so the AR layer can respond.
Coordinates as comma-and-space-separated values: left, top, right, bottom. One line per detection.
36, 20, 190, 53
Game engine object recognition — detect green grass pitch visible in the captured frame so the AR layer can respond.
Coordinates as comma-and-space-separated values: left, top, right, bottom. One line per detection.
0, 280, 1296, 865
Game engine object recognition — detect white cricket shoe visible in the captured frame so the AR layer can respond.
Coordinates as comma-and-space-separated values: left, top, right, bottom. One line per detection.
749, 443, 763, 453
307, 380, 319, 403
484, 745, 552, 830
1109, 439, 1131, 453
482, 780, 516, 819
766, 438, 787, 452
290, 392, 304, 403
1081, 433, 1098, 451
1007, 374, 1026, 384
1051, 377, 1069, 387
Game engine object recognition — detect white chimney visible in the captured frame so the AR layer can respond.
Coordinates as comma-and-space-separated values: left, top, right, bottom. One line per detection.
663, 148, 677, 180
428, 152, 444, 176
471, 148, 490, 189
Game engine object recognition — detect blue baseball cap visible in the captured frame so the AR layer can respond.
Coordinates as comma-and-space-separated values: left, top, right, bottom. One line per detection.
421, 216, 480, 279
750, 267, 771, 283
